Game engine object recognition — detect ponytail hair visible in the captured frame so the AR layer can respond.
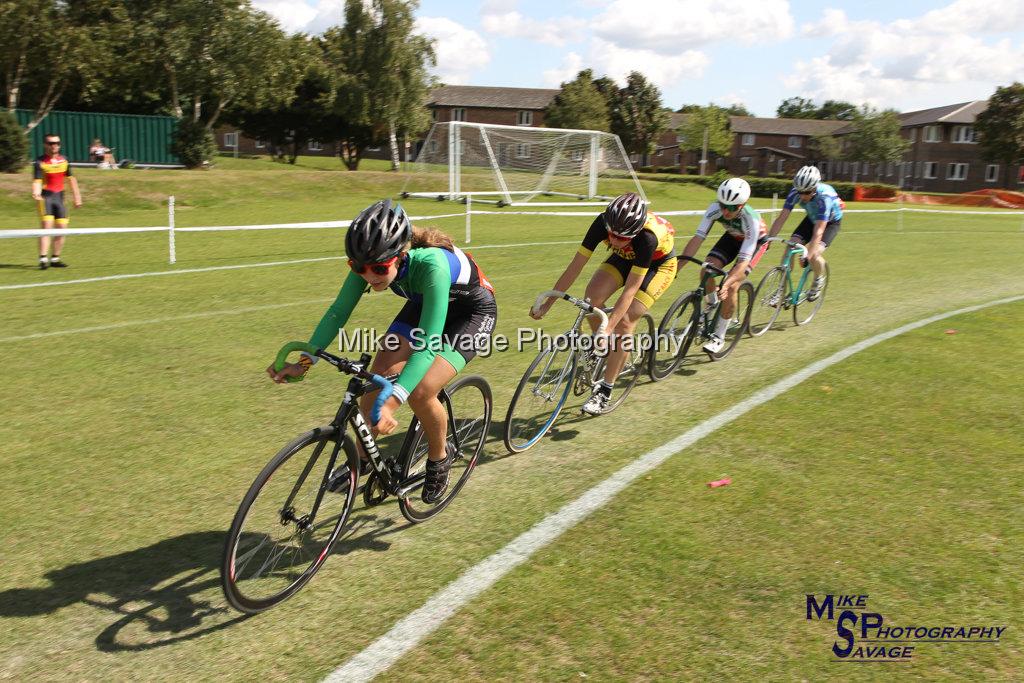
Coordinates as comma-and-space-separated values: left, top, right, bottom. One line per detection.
410, 225, 454, 251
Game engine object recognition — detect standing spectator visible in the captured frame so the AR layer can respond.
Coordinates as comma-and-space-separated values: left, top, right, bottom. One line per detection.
32, 134, 82, 270
89, 138, 117, 169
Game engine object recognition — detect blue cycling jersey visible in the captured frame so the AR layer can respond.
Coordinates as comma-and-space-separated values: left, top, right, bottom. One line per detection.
783, 182, 843, 222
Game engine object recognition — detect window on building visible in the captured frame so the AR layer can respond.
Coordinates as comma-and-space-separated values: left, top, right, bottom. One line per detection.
516, 110, 533, 126
674, 153, 681, 165
886, 162, 894, 176
923, 125, 941, 142
741, 134, 755, 146
909, 128, 917, 143
788, 136, 802, 148
861, 162, 869, 175
431, 109, 438, 122
982, 164, 998, 182
255, 139, 265, 149
516, 143, 531, 159
428, 140, 438, 154
946, 163, 969, 180
777, 158, 785, 172
923, 162, 937, 179
952, 126, 977, 143
451, 107, 466, 122
224, 132, 238, 147
570, 149, 584, 162
308, 140, 323, 151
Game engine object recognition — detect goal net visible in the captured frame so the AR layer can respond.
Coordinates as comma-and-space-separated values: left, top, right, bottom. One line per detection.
401, 122, 645, 206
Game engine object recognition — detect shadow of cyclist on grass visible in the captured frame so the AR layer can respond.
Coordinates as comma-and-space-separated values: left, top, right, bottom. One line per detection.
0, 513, 408, 653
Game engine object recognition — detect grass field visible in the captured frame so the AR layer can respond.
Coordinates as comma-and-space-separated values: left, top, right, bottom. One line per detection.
1, 159, 1022, 681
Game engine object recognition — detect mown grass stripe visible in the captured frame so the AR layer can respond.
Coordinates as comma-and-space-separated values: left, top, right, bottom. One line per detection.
324, 292, 1024, 683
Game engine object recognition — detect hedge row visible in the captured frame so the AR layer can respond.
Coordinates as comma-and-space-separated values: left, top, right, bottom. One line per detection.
633, 168, 900, 201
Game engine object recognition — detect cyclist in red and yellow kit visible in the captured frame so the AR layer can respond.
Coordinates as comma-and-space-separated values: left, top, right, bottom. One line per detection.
32, 133, 82, 270
532, 192, 676, 415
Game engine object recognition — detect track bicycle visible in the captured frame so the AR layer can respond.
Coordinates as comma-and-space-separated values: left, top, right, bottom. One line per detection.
503, 290, 654, 453
748, 238, 830, 336
221, 342, 491, 614
648, 256, 754, 380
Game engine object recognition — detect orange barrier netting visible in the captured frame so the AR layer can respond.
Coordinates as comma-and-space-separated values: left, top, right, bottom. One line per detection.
854, 186, 1024, 209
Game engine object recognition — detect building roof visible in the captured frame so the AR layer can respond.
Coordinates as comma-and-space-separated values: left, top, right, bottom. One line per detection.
729, 116, 849, 136
756, 146, 805, 159
897, 101, 987, 126
427, 85, 559, 110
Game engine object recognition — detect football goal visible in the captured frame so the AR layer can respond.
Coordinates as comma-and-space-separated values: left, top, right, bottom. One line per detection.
401, 122, 645, 207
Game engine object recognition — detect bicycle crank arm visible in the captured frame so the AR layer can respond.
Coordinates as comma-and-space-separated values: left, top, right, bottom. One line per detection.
396, 472, 427, 498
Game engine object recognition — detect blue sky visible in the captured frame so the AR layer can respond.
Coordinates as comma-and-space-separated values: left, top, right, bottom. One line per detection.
254, 0, 1024, 116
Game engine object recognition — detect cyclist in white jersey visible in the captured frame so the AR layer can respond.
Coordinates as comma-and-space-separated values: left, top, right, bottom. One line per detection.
676, 178, 768, 354
768, 165, 843, 300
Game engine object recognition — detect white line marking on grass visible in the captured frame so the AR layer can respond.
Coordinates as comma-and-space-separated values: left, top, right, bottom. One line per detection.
0, 298, 334, 343
325, 293, 1024, 683
0, 257, 340, 291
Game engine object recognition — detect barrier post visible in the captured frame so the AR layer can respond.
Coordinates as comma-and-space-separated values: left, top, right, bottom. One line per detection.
465, 195, 472, 244
168, 195, 176, 264
897, 194, 904, 232
771, 192, 778, 214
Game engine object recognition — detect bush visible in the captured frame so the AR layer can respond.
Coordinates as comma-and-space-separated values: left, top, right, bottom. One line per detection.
170, 120, 215, 169
0, 112, 28, 173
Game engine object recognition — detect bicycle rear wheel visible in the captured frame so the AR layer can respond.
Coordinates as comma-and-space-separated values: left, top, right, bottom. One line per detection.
708, 281, 753, 361
222, 427, 358, 613
593, 312, 653, 412
399, 375, 492, 522
649, 292, 700, 380
749, 267, 788, 337
793, 262, 829, 326
504, 346, 575, 453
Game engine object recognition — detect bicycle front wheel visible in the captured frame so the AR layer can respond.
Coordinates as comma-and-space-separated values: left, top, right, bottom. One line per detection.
708, 281, 753, 361
222, 427, 358, 613
649, 292, 700, 380
399, 375, 492, 522
749, 267, 788, 337
504, 345, 575, 453
593, 312, 653, 412
793, 262, 829, 326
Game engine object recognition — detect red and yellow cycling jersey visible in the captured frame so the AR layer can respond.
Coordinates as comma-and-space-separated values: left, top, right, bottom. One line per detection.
578, 212, 676, 274
33, 154, 72, 193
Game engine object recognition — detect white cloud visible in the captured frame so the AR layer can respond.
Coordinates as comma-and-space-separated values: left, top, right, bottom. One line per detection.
592, 0, 794, 55
253, 0, 320, 33
415, 17, 491, 85
788, 1, 1024, 109
542, 52, 585, 87
480, 1, 587, 46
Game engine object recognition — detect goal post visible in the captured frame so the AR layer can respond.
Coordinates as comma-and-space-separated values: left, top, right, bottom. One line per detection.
402, 122, 645, 207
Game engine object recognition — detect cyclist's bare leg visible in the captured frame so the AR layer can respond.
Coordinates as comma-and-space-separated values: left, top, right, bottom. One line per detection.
702, 255, 729, 315
601, 298, 648, 383
788, 234, 827, 279
582, 268, 618, 333
407, 357, 458, 462
356, 336, 412, 459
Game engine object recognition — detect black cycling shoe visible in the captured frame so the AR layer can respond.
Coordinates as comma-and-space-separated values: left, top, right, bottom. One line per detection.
49, 259, 67, 268
421, 450, 453, 504
39, 259, 48, 270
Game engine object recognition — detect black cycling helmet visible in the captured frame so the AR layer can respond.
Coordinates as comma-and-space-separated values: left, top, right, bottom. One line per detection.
345, 199, 412, 265
603, 192, 647, 237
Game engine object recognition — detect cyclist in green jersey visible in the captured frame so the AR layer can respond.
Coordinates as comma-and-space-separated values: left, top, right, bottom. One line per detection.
268, 200, 497, 503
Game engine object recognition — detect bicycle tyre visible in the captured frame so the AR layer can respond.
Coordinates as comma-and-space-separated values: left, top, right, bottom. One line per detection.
793, 262, 829, 326
399, 375, 492, 523
222, 427, 358, 613
649, 292, 701, 380
748, 267, 788, 337
708, 281, 753, 361
594, 312, 653, 412
504, 345, 576, 453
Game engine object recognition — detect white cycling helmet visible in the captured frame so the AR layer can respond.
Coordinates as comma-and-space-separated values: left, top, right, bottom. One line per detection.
717, 177, 751, 206
793, 165, 821, 192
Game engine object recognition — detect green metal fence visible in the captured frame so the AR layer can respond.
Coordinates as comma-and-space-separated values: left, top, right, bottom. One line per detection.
15, 109, 179, 165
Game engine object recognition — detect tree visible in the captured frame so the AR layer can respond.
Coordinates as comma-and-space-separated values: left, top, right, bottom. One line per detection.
677, 104, 732, 175
816, 99, 858, 121
0, 110, 28, 172
808, 133, 843, 164
679, 102, 751, 117
975, 82, 1024, 189
777, 96, 817, 119
323, 0, 436, 170
1, 0, 112, 131
545, 69, 610, 132
844, 106, 910, 181
608, 71, 669, 163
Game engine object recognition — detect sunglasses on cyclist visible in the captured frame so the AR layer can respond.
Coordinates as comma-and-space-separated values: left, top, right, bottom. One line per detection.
719, 202, 741, 212
45, 140, 61, 145
348, 255, 399, 276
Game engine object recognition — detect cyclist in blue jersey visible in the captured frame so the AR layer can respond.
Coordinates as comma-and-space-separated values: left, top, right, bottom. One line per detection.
767, 166, 843, 300
268, 199, 497, 504
676, 178, 768, 353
